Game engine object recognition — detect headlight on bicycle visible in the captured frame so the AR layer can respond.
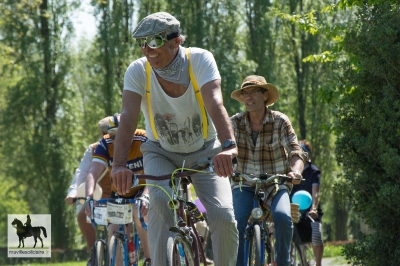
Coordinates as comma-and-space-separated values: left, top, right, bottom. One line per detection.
251, 207, 263, 219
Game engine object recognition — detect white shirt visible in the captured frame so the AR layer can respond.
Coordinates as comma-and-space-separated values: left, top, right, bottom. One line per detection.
66, 144, 94, 197
124, 47, 219, 153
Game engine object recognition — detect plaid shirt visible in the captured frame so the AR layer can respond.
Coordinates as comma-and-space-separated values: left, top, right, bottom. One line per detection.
231, 109, 307, 206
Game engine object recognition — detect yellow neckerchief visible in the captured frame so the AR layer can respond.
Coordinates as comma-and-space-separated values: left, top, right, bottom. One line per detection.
145, 47, 208, 140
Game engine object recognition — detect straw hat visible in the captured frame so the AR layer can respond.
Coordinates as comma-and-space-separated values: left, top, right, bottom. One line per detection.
231, 75, 280, 106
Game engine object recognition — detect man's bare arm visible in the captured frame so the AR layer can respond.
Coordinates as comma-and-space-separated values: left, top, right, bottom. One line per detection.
289, 155, 304, 185
201, 79, 237, 177
112, 90, 142, 195
85, 162, 107, 198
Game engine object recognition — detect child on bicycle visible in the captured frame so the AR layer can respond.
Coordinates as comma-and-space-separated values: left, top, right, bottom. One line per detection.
85, 113, 151, 266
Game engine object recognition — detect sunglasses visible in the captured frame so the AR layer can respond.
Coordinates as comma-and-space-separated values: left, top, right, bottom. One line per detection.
136, 31, 180, 49
240, 89, 262, 97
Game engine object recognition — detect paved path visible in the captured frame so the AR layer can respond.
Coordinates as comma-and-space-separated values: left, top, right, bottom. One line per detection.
322, 256, 350, 266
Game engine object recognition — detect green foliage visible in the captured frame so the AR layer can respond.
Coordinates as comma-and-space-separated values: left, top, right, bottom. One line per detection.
271, 8, 320, 35
0, 176, 30, 247
0, 0, 81, 249
0, 0, 370, 254
336, 3, 400, 264
324, 244, 345, 257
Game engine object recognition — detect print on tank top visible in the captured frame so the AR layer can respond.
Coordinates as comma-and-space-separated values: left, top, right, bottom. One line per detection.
154, 111, 203, 148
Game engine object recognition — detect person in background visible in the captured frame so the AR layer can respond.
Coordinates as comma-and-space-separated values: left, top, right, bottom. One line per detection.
230, 75, 307, 266
85, 113, 151, 266
290, 140, 324, 266
64, 116, 112, 266
111, 12, 238, 266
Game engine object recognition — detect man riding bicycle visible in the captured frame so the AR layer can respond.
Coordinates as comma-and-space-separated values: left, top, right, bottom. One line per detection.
111, 12, 239, 266
230, 75, 308, 266
85, 114, 151, 266
64, 116, 113, 265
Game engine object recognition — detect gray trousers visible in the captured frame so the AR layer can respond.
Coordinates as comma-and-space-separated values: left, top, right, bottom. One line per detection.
141, 139, 239, 266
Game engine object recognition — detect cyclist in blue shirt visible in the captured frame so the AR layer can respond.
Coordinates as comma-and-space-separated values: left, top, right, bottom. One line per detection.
290, 140, 324, 266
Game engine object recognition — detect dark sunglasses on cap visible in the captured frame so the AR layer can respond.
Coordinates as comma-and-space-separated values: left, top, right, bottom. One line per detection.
136, 31, 180, 49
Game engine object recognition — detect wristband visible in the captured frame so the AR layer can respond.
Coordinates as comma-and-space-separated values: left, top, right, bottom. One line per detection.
292, 169, 301, 175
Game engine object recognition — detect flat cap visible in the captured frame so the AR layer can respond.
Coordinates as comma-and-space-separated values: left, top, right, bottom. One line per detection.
132, 12, 180, 38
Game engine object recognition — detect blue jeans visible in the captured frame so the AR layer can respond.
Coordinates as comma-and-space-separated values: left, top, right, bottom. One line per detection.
233, 187, 293, 266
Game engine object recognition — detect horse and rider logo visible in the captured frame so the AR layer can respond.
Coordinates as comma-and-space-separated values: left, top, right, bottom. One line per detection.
8, 214, 51, 258
11, 215, 47, 248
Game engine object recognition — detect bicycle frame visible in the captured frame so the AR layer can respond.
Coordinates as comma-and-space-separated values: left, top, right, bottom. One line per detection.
110, 223, 130, 266
169, 176, 207, 266
243, 180, 275, 266
92, 202, 109, 266
132, 162, 212, 266
96, 198, 143, 266
291, 210, 316, 266
232, 172, 302, 266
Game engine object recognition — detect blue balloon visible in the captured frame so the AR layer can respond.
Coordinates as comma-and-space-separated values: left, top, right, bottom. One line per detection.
292, 191, 312, 210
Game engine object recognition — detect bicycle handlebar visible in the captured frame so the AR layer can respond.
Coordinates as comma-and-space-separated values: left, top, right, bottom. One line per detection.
72, 197, 86, 203
231, 172, 305, 185
131, 158, 214, 186
97, 198, 136, 205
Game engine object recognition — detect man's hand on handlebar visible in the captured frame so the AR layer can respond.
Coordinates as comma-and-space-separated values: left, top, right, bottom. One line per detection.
213, 147, 238, 178
288, 170, 302, 185
112, 166, 133, 195
84, 197, 96, 219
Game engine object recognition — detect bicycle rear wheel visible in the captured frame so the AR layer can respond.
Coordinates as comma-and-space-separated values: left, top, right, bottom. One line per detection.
166, 232, 195, 266
95, 239, 109, 266
290, 242, 307, 266
248, 224, 262, 266
303, 243, 316, 266
109, 235, 127, 266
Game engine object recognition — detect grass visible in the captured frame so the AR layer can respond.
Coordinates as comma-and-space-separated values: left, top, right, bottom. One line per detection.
324, 243, 345, 257
19, 263, 86, 266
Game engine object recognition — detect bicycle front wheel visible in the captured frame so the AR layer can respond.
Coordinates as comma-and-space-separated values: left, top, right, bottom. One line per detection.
248, 224, 262, 266
109, 235, 127, 266
166, 232, 195, 266
264, 223, 274, 265
95, 239, 109, 266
